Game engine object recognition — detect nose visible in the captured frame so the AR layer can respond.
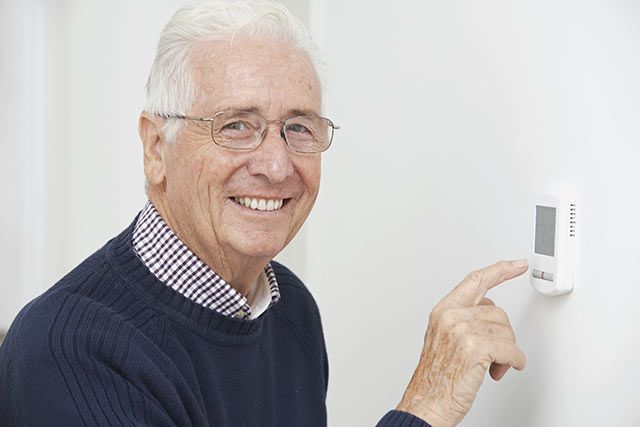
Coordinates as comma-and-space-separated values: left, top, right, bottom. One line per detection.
246, 124, 295, 184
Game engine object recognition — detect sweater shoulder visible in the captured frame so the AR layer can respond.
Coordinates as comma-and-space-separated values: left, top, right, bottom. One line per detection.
270, 260, 323, 322
0, 241, 172, 425
7, 237, 145, 336
1, 238, 164, 381
269, 261, 328, 389
6, 242, 114, 341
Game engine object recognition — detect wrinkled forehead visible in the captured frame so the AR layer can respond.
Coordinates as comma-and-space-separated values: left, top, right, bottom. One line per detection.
188, 38, 322, 116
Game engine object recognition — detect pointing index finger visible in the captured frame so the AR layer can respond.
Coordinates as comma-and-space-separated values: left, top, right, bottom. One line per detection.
445, 259, 529, 307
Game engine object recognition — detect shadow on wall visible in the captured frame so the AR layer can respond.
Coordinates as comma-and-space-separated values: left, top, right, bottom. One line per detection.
487, 292, 572, 426
0, 329, 5, 346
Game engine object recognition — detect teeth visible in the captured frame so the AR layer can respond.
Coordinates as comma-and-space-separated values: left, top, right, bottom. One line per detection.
234, 197, 285, 212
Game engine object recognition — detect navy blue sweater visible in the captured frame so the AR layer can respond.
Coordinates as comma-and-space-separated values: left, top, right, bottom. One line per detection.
0, 220, 429, 427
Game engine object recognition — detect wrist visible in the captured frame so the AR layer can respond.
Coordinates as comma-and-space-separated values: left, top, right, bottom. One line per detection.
396, 397, 455, 427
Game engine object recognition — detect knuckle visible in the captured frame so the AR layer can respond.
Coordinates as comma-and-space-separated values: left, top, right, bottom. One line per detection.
465, 270, 488, 294
488, 307, 515, 339
485, 324, 497, 336
493, 306, 509, 322
460, 335, 479, 354
451, 321, 469, 339
492, 324, 515, 341
429, 304, 443, 323
466, 270, 485, 286
497, 260, 512, 270
439, 308, 458, 330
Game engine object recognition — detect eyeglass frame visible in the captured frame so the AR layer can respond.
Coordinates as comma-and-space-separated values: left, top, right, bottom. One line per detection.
158, 110, 340, 154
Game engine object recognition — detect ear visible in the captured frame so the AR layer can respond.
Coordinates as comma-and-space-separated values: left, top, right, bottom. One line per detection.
139, 111, 167, 187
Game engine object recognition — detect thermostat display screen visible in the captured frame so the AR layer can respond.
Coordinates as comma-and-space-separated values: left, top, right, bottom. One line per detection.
535, 206, 556, 256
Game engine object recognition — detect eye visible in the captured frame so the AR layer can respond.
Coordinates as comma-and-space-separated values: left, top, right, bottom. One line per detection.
223, 121, 249, 131
286, 123, 312, 134
217, 120, 257, 139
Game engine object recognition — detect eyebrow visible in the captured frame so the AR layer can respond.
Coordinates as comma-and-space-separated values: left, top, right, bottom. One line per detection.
223, 105, 321, 118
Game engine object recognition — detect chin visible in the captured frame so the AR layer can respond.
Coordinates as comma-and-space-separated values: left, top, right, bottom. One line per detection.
230, 232, 289, 260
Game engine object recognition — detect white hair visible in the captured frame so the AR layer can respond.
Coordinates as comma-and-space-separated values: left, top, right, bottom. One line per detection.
145, 0, 323, 143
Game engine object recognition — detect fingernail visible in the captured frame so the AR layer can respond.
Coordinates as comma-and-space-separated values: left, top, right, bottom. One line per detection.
512, 258, 529, 268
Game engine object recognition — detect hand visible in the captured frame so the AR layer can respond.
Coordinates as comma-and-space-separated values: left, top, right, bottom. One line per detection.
396, 260, 529, 427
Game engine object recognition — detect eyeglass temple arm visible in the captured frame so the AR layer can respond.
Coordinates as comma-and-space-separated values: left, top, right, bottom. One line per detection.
159, 114, 215, 122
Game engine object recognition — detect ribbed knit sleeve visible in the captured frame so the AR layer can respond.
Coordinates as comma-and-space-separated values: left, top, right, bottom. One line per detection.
0, 261, 193, 426
376, 410, 433, 426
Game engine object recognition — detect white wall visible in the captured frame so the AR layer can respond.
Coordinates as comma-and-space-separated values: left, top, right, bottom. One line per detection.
306, 0, 640, 425
0, 0, 55, 331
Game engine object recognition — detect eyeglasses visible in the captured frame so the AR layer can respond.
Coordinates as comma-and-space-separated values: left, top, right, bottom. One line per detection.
160, 110, 339, 153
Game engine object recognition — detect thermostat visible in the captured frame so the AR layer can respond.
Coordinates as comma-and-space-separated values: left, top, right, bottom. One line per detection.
530, 194, 577, 296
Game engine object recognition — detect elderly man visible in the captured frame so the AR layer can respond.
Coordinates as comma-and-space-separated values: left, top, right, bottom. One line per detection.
0, 1, 527, 426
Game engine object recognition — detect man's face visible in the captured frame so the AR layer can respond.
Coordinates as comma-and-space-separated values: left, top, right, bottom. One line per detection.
156, 38, 322, 266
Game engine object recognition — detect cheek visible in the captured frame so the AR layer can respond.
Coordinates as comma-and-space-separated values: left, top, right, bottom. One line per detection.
169, 147, 224, 193
162, 153, 209, 213
300, 158, 321, 198
171, 156, 205, 195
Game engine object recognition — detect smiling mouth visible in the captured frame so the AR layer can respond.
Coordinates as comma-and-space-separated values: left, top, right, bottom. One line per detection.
232, 197, 289, 212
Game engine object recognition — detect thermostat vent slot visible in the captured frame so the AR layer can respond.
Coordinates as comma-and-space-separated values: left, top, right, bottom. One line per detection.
569, 203, 576, 237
